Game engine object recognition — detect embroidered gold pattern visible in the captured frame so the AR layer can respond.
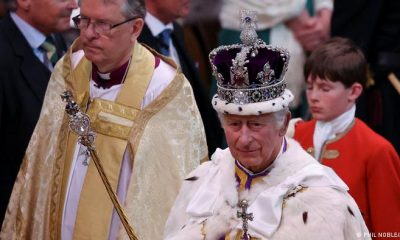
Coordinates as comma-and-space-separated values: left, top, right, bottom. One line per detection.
282, 185, 308, 208
306, 147, 314, 156
86, 98, 140, 140
322, 149, 340, 159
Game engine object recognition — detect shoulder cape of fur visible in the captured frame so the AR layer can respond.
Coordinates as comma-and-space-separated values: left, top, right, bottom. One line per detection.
164, 138, 371, 240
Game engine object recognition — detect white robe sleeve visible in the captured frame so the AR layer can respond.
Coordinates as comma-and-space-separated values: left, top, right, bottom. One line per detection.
220, 0, 306, 30
163, 163, 213, 240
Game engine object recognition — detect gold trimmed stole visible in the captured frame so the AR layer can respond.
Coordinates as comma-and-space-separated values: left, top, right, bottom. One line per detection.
63, 43, 155, 239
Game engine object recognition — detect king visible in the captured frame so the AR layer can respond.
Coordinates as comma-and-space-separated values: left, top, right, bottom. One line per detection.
163, 10, 371, 240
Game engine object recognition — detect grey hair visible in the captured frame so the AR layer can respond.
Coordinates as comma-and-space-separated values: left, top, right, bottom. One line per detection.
273, 108, 290, 129
78, 0, 146, 18
121, 0, 146, 18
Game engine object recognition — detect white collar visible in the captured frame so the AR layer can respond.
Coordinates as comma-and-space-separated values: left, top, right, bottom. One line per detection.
314, 105, 356, 160
10, 12, 46, 50
144, 12, 174, 37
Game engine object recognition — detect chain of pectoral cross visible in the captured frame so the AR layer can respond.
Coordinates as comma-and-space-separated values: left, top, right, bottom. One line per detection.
237, 199, 254, 240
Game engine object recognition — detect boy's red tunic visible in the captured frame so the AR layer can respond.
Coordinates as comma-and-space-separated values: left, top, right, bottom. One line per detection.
294, 118, 400, 237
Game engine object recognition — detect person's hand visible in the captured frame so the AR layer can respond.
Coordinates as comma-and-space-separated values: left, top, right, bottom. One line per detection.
294, 17, 325, 51
285, 9, 311, 38
286, 8, 332, 52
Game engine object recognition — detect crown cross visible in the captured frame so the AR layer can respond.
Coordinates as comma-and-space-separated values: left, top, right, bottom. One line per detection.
231, 61, 249, 87
237, 199, 253, 240
230, 46, 251, 87
240, 10, 258, 47
256, 62, 275, 84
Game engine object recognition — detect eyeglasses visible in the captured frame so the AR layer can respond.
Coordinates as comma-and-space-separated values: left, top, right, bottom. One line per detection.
72, 14, 139, 35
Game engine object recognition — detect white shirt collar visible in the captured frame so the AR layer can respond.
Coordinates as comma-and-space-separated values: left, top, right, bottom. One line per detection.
313, 105, 356, 160
10, 12, 46, 50
144, 12, 174, 37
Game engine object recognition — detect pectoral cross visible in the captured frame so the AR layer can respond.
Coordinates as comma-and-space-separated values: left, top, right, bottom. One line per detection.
237, 199, 253, 240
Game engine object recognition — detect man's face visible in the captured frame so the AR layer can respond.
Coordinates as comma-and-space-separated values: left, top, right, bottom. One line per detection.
148, 0, 190, 23
306, 76, 355, 122
79, 0, 143, 72
222, 113, 287, 173
24, 0, 77, 34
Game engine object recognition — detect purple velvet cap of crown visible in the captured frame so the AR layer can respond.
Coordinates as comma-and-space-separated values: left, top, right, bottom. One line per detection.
212, 46, 286, 89
209, 10, 293, 115
209, 43, 290, 106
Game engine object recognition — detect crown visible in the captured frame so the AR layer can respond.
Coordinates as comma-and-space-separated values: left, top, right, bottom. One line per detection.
209, 10, 293, 115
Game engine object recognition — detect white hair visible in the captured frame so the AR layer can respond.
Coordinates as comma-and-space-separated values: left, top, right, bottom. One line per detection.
78, 0, 146, 18
273, 108, 290, 129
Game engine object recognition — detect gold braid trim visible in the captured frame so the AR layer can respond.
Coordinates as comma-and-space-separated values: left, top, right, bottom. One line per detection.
200, 220, 207, 240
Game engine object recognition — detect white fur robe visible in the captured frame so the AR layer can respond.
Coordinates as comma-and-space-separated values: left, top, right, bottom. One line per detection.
164, 138, 370, 240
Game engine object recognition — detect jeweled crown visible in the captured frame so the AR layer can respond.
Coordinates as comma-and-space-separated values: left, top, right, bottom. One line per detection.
209, 10, 290, 106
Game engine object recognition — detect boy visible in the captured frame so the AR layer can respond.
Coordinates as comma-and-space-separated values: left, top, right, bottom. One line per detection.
293, 37, 400, 238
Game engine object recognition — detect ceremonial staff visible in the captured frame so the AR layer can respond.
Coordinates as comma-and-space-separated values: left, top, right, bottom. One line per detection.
61, 90, 139, 240
237, 199, 253, 240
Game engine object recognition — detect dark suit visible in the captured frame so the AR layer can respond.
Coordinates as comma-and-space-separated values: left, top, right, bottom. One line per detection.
0, 13, 66, 223
139, 22, 223, 157
332, 0, 400, 153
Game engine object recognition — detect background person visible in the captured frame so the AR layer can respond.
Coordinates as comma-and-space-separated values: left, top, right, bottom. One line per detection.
139, 0, 224, 156
0, 0, 207, 239
0, 0, 77, 224
292, 37, 400, 238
